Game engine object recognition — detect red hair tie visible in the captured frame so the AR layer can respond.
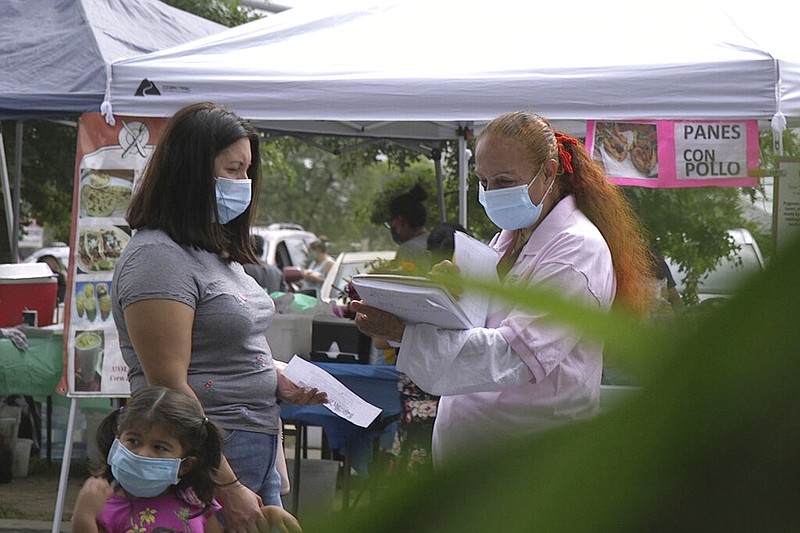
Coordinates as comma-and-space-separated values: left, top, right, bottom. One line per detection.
555, 134, 578, 174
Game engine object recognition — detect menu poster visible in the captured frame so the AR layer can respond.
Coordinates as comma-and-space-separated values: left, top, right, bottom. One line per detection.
586, 120, 759, 188
775, 158, 800, 254
57, 113, 168, 398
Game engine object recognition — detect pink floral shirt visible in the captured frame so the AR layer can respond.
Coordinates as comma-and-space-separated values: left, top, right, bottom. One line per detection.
97, 489, 221, 533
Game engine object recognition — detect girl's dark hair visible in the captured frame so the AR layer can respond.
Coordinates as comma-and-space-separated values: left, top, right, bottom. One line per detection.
389, 184, 428, 228
126, 101, 261, 264
93, 387, 224, 512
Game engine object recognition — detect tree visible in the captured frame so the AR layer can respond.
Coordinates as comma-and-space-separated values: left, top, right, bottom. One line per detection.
2, 120, 78, 244
161, 0, 260, 26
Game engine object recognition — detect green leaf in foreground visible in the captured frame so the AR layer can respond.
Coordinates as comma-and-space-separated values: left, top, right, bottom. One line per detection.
301, 234, 800, 532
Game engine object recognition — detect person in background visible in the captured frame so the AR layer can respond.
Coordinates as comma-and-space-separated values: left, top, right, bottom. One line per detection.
650, 247, 683, 313
300, 239, 334, 295
71, 386, 302, 533
243, 234, 288, 294
426, 222, 470, 264
385, 184, 430, 272
352, 111, 653, 469
388, 221, 472, 475
111, 102, 326, 531
38, 254, 67, 303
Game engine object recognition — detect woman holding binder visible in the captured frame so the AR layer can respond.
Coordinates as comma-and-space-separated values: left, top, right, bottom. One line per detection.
352, 111, 652, 469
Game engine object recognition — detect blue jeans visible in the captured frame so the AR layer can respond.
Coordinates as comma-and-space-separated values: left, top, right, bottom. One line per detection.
223, 429, 283, 507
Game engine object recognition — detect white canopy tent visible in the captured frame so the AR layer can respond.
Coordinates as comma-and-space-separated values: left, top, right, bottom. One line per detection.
102, 0, 800, 222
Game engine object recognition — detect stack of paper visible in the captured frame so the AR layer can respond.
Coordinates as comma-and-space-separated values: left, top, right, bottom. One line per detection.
350, 232, 500, 329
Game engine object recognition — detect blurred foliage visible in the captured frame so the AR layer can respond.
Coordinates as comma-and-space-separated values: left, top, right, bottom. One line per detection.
298, 232, 800, 533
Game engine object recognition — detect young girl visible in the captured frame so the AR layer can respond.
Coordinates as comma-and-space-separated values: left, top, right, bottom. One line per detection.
72, 386, 302, 533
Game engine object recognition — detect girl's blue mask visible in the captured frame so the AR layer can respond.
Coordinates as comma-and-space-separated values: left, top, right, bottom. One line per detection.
478, 166, 555, 230
214, 176, 252, 224
108, 438, 183, 498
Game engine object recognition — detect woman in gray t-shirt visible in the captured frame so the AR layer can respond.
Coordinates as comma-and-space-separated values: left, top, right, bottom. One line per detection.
111, 102, 325, 529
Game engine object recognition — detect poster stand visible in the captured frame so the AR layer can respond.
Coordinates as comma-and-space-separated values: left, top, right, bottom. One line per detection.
47, 113, 163, 532
51, 397, 79, 533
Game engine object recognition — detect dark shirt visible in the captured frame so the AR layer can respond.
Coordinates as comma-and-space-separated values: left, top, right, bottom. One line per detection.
243, 262, 287, 293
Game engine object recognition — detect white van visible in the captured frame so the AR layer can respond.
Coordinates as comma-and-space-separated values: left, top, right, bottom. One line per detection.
251, 223, 317, 270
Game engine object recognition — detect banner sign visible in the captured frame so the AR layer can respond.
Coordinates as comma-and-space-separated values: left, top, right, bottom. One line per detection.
774, 158, 800, 254
57, 113, 167, 398
585, 120, 759, 188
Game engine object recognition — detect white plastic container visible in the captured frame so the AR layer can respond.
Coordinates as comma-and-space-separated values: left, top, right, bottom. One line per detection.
267, 314, 313, 362
12, 438, 33, 478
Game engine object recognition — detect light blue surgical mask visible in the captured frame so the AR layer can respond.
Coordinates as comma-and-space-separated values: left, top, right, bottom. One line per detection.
214, 176, 252, 224
108, 438, 183, 498
478, 166, 555, 230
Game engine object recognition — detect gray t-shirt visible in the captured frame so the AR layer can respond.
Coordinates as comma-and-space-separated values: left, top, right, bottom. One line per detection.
111, 228, 279, 434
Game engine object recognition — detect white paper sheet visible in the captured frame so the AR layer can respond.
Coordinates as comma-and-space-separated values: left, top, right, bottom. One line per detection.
452, 231, 500, 325
282, 356, 381, 428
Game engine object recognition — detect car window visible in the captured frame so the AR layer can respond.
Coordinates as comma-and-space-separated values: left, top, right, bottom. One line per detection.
284, 237, 313, 268
273, 241, 292, 270
333, 262, 373, 294
698, 243, 763, 296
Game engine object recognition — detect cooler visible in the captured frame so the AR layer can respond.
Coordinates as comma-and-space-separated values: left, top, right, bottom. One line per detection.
0, 263, 58, 327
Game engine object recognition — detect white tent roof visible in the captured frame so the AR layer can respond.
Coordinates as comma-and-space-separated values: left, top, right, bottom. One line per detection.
104, 0, 800, 140
0, 0, 224, 120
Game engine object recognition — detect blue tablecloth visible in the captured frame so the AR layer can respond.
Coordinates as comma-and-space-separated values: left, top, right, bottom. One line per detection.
280, 362, 400, 454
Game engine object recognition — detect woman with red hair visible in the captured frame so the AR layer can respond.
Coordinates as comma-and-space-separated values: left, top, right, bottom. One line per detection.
352, 111, 652, 469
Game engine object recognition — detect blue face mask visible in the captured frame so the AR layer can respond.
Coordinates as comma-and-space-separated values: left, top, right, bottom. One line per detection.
108, 438, 183, 498
214, 176, 252, 224
478, 167, 555, 230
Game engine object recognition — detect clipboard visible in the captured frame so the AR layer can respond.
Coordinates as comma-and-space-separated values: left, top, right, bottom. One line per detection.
350, 274, 475, 329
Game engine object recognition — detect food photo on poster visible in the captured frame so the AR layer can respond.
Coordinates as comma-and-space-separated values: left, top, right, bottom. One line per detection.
73, 281, 113, 324
72, 329, 104, 392
591, 121, 659, 179
78, 168, 134, 218
74, 224, 130, 274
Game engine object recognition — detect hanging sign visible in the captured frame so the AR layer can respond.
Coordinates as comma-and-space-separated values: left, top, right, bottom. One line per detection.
774, 158, 800, 254
585, 120, 759, 188
57, 113, 167, 398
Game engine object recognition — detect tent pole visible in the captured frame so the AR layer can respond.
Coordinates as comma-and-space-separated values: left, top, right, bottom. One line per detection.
0, 124, 14, 251
12, 122, 23, 261
458, 136, 468, 227
432, 148, 445, 224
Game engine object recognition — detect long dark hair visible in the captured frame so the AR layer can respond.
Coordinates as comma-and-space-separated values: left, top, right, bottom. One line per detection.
93, 387, 224, 512
126, 102, 261, 264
